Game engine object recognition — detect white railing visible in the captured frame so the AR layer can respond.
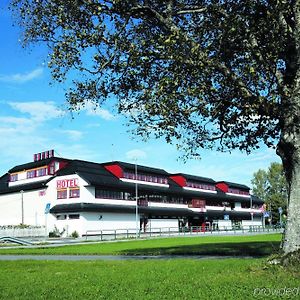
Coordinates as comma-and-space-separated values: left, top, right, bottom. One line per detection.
84, 225, 283, 241
0, 227, 45, 238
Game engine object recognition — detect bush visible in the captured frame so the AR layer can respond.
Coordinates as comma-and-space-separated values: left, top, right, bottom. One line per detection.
48, 226, 65, 238
71, 231, 79, 238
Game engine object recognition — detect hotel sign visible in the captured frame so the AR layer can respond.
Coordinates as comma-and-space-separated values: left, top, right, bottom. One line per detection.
56, 178, 79, 189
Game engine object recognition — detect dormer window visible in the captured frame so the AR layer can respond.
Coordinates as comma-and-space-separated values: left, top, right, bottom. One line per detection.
123, 171, 168, 184
10, 174, 18, 182
228, 188, 249, 196
186, 181, 216, 191
27, 170, 36, 179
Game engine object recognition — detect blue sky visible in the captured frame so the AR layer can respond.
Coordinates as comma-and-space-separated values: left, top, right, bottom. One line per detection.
0, 5, 280, 188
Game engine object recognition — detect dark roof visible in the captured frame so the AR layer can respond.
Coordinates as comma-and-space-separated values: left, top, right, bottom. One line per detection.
50, 203, 262, 217
1, 157, 262, 203
251, 195, 264, 204
170, 173, 215, 184
217, 181, 250, 190
9, 157, 70, 173
103, 161, 169, 176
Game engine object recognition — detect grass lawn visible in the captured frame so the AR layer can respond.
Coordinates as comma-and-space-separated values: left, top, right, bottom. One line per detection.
0, 233, 282, 256
0, 234, 298, 299
0, 258, 299, 300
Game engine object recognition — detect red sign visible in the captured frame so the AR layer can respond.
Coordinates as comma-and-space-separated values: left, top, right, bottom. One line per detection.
56, 178, 79, 189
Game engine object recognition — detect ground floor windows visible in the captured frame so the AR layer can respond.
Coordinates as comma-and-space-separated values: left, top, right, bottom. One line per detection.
69, 214, 80, 219
56, 214, 67, 220
56, 214, 80, 220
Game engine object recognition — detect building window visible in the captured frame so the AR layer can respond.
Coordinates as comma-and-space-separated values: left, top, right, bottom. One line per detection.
228, 188, 249, 196
27, 170, 36, 179
36, 167, 48, 177
95, 188, 124, 200
57, 189, 67, 199
69, 214, 80, 219
10, 174, 18, 182
69, 188, 80, 198
123, 172, 168, 185
186, 181, 216, 191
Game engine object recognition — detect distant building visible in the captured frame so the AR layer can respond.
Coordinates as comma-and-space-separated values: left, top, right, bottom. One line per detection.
0, 150, 264, 236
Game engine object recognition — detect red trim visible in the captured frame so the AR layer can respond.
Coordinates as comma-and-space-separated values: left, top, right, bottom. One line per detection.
104, 164, 123, 178
216, 182, 228, 193
169, 175, 186, 187
59, 161, 69, 170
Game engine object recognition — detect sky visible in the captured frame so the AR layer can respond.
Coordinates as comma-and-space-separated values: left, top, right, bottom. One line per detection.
0, 5, 281, 188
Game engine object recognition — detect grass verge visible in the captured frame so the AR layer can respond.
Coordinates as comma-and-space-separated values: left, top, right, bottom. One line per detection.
0, 234, 281, 256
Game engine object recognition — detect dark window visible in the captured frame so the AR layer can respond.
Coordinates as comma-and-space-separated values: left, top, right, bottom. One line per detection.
228, 188, 249, 195
69, 188, 80, 198
57, 189, 67, 199
95, 189, 124, 200
27, 170, 36, 179
123, 171, 168, 185
10, 174, 18, 182
36, 167, 47, 177
69, 214, 80, 219
56, 214, 67, 220
186, 181, 216, 191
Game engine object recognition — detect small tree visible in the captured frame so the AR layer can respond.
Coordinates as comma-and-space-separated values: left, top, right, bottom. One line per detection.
252, 162, 288, 224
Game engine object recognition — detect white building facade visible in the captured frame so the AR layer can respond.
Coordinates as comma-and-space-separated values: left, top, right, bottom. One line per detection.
0, 150, 264, 237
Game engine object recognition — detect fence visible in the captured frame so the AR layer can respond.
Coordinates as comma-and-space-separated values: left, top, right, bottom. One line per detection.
84, 225, 283, 241
0, 227, 45, 238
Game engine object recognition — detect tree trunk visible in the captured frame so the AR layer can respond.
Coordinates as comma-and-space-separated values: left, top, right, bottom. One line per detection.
277, 80, 300, 255
277, 0, 300, 255
277, 77, 300, 254
279, 142, 300, 254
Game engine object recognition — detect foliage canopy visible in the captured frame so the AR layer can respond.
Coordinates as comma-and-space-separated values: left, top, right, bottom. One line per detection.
10, 0, 291, 156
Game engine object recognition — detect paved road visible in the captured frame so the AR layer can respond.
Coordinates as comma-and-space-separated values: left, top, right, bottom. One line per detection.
0, 254, 256, 261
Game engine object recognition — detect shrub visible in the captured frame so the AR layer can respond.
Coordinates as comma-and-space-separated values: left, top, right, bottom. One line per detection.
71, 231, 79, 238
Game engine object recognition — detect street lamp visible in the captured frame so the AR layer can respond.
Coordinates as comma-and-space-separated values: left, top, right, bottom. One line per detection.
20, 190, 24, 225
134, 160, 139, 239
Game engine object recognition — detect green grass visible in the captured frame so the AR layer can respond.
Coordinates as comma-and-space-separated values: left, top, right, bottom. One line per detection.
0, 234, 281, 256
0, 259, 299, 300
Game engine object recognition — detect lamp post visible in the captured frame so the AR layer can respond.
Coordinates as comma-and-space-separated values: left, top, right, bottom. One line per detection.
250, 196, 253, 225
20, 190, 24, 225
135, 160, 139, 239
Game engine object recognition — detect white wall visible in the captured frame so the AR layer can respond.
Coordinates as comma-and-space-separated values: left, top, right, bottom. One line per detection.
0, 189, 56, 229
82, 212, 138, 234
54, 214, 84, 237
242, 217, 263, 228
148, 219, 179, 232
217, 220, 232, 230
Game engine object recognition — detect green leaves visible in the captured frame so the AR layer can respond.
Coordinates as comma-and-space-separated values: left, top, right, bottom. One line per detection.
8, 0, 294, 156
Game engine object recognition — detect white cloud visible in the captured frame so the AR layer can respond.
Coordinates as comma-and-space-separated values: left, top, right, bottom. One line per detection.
58, 130, 83, 141
126, 149, 147, 161
0, 68, 43, 83
75, 101, 115, 121
8, 101, 64, 122
85, 103, 115, 120
86, 107, 115, 120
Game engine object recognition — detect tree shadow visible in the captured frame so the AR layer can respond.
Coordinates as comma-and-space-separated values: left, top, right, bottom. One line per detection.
119, 241, 281, 257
